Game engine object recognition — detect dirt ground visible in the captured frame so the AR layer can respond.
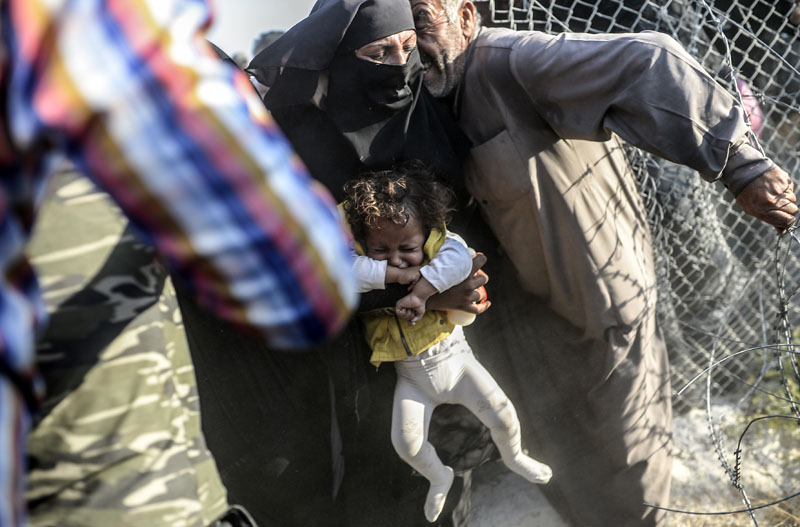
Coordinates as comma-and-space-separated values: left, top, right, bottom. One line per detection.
468, 397, 800, 527
468, 461, 568, 526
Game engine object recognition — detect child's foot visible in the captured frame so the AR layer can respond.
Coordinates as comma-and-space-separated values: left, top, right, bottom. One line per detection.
506, 453, 553, 484
424, 466, 454, 523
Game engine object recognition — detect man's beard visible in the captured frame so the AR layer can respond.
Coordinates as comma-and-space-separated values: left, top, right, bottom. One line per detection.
420, 42, 466, 98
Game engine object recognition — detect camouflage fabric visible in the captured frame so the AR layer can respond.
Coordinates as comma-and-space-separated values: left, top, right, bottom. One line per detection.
24, 167, 228, 527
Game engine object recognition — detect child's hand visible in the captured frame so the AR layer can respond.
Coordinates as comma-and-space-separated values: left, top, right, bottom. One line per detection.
395, 277, 438, 325
396, 294, 426, 325
386, 265, 421, 286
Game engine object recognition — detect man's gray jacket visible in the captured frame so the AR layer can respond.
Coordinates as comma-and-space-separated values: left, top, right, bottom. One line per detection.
454, 27, 768, 526
459, 27, 769, 340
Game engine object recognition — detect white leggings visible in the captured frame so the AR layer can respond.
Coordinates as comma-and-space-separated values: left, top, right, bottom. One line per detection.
391, 327, 547, 487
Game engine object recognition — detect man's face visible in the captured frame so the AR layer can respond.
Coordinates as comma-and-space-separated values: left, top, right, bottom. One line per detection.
410, 0, 469, 97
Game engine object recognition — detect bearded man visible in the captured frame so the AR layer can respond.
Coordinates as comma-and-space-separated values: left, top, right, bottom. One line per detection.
408, 0, 797, 525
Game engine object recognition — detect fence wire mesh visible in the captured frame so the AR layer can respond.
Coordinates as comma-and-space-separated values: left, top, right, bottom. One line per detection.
476, 0, 800, 415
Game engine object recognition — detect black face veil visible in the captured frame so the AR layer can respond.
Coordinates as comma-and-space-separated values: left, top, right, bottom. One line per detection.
246, 0, 468, 196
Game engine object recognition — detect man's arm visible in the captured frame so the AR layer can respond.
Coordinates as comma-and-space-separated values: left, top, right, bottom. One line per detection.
7, 0, 357, 348
507, 30, 796, 230
427, 252, 491, 314
736, 166, 797, 232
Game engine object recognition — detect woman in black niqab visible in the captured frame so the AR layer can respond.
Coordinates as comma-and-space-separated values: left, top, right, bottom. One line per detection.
246, 0, 467, 201
183, 3, 482, 527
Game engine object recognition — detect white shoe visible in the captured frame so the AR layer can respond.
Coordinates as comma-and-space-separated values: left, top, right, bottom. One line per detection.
424, 466, 454, 523
507, 453, 553, 484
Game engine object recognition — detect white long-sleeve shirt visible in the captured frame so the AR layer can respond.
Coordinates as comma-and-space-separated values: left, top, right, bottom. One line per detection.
353, 231, 472, 294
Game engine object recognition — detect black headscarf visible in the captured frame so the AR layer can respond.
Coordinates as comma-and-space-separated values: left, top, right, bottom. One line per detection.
246, 0, 468, 201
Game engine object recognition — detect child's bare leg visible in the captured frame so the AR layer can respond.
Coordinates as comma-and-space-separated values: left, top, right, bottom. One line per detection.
391, 376, 454, 523
454, 352, 552, 484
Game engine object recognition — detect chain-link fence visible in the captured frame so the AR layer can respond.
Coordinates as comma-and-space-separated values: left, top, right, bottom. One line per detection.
476, 0, 800, 413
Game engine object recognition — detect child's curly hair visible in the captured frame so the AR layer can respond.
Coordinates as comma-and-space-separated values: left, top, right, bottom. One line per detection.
343, 160, 455, 243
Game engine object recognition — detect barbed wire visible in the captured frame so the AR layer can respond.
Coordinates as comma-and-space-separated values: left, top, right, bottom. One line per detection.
646, 413, 800, 518
644, 489, 800, 516
676, 343, 798, 393
664, 222, 800, 525
690, 3, 798, 523
695, 0, 765, 158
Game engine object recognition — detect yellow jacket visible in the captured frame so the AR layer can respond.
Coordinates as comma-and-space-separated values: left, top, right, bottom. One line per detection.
348, 217, 456, 368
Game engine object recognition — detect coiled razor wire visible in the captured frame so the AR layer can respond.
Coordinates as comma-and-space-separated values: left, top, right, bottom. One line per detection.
477, 1, 800, 524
